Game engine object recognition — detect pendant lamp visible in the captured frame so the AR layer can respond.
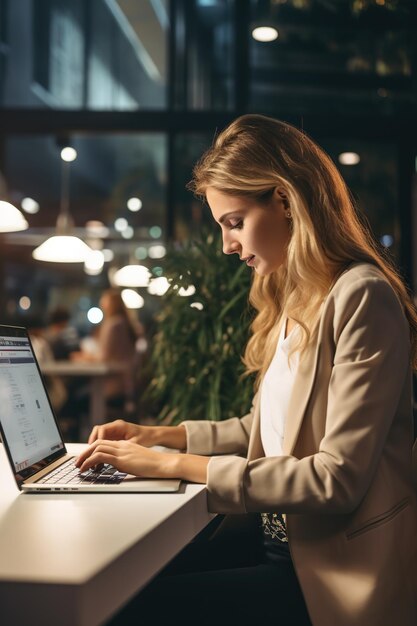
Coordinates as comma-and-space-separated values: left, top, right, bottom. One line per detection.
0, 200, 29, 232
113, 263, 151, 287
32, 147, 93, 262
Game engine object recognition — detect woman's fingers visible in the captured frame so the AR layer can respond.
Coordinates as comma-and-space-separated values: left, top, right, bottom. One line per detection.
87, 425, 100, 444
78, 442, 121, 472
76, 439, 111, 467
79, 451, 117, 473
76, 439, 166, 477
87, 420, 130, 445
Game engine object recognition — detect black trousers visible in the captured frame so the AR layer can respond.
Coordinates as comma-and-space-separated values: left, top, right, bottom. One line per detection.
105, 515, 312, 626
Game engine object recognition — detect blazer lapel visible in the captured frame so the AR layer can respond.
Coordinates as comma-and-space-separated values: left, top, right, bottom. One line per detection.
248, 267, 350, 460
282, 268, 350, 455
247, 394, 264, 460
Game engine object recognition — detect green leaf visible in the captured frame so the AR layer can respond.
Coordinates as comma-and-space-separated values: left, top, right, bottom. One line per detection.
143, 230, 255, 423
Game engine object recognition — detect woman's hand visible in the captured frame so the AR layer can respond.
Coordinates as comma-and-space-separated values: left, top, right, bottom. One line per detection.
75, 439, 176, 477
75, 439, 210, 483
88, 420, 149, 445
87, 419, 187, 450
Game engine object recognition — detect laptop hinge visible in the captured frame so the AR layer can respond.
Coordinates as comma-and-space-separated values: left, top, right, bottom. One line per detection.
24, 453, 74, 484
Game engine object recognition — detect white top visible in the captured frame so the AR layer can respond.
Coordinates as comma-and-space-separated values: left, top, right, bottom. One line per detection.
260, 320, 300, 457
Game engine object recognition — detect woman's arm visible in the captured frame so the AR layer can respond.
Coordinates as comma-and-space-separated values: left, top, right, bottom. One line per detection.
75, 439, 210, 483
182, 394, 258, 456
87, 420, 188, 450
203, 274, 412, 515
86, 395, 257, 456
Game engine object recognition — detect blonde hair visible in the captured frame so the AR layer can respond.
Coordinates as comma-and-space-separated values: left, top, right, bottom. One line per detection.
188, 115, 417, 384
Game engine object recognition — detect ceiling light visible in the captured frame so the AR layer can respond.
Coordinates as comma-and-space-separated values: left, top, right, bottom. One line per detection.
87, 307, 103, 324
21, 197, 40, 214
380, 234, 394, 248
149, 225, 162, 239
338, 152, 360, 165
135, 246, 148, 260
252, 26, 278, 42
121, 225, 134, 239
33, 236, 93, 263
115, 218, 128, 232
121, 289, 144, 309
113, 264, 151, 287
84, 250, 105, 276
147, 277, 170, 296
19, 296, 31, 311
60, 147, 77, 162
33, 143, 93, 262
102, 248, 114, 262
0, 201, 29, 232
127, 197, 142, 212
148, 244, 166, 259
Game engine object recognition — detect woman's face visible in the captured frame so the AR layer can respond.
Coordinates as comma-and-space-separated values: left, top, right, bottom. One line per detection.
206, 187, 291, 276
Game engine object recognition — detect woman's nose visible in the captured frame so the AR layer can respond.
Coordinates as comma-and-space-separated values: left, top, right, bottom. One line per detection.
222, 234, 239, 255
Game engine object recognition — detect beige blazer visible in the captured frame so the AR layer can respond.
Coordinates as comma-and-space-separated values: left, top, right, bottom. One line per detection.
183, 263, 417, 626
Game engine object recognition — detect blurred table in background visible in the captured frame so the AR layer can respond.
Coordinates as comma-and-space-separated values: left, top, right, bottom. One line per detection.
40, 361, 127, 438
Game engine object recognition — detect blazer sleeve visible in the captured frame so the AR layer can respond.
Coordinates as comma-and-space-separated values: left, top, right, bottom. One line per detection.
205, 275, 411, 514
181, 394, 257, 456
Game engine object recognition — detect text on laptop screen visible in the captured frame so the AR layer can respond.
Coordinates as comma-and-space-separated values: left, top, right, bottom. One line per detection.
0, 334, 64, 472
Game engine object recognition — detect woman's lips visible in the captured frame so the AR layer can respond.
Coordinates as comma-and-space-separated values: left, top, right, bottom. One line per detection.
245, 255, 255, 266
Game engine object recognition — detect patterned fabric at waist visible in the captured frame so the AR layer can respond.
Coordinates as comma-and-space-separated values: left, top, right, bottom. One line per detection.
261, 512, 288, 543
261, 512, 291, 563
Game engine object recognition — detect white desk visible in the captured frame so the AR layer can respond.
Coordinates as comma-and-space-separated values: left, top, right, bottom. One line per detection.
40, 361, 126, 430
0, 443, 214, 626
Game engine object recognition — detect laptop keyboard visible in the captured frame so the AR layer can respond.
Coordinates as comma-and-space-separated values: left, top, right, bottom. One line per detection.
37, 458, 128, 485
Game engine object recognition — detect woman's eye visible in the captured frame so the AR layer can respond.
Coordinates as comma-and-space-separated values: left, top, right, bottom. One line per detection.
229, 220, 243, 230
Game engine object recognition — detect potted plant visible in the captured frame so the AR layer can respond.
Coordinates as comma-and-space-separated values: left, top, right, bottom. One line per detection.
145, 232, 255, 424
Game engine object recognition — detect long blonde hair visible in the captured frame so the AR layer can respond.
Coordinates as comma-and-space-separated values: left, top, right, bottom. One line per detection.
188, 114, 417, 383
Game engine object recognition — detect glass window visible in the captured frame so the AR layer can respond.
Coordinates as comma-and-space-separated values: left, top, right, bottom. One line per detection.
173, 133, 214, 239
172, 0, 235, 110
1, 0, 167, 109
321, 137, 399, 259
0, 0, 8, 102
249, 0, 417, 116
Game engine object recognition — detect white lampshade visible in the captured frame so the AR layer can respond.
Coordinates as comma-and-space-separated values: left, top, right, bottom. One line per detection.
0, 201, 29, 232
113, 264, 151, 287
32, 235, 93, 262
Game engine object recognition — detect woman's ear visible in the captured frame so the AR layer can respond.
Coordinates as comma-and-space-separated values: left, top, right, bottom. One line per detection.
274, 187, 289, 210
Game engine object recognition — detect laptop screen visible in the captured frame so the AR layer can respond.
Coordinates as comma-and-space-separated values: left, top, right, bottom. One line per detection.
0, 325, 66, 488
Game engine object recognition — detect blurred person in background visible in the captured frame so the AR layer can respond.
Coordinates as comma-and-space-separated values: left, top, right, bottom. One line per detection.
45, 306, 80, 361
26, 315, 68, 414
71, 288, 144, 412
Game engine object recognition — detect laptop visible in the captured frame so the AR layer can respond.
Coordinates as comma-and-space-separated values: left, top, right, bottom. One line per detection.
0, 325, 181, 493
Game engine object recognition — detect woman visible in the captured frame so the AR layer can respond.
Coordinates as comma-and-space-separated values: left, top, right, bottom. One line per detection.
76, 115, 417, 626
72, 289, 143, 409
